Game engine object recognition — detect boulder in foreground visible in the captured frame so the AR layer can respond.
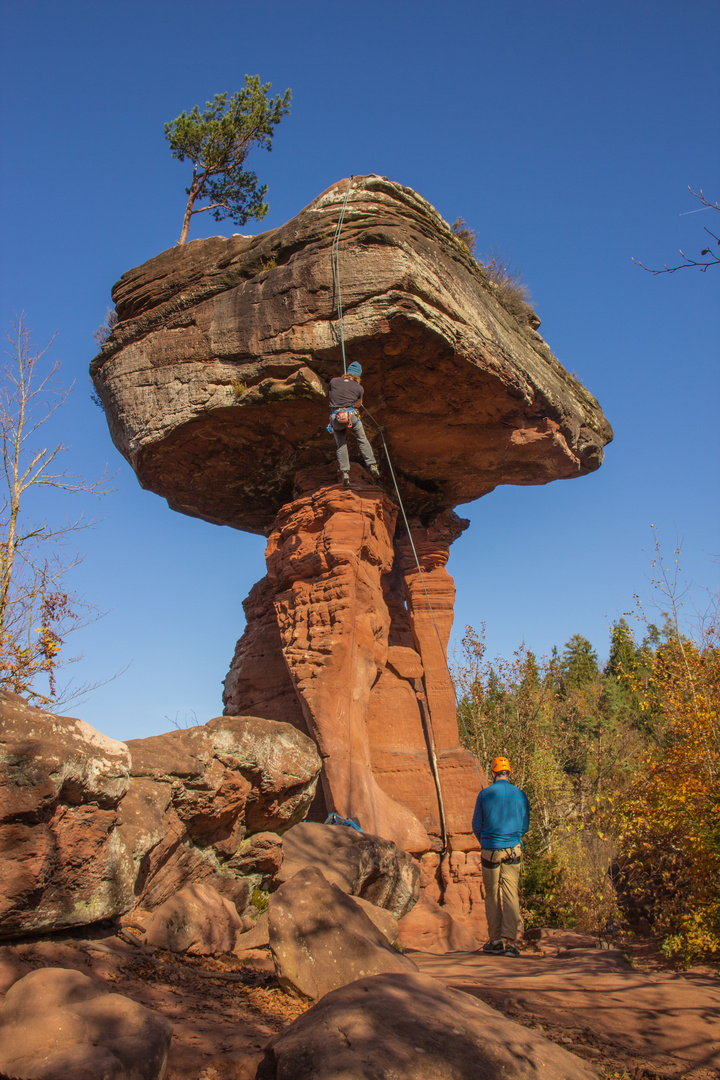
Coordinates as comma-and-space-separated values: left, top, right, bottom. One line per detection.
0, 691, 133, 938
0, 967, 172, 1080
256, 970, 600, 1080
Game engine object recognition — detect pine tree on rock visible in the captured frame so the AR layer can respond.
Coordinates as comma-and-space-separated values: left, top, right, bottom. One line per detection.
165, 76, 292, 246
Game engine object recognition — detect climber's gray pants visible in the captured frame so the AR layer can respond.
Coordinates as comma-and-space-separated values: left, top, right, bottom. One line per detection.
333, 420, 377, 475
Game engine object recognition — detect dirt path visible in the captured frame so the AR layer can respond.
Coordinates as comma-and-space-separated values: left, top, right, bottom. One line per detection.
2, 927, 718, 1079
413, 948, 720, 1079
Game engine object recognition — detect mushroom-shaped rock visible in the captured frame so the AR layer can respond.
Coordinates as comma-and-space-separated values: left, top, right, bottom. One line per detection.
91, 176, 612, 935
91, 174, 612, 534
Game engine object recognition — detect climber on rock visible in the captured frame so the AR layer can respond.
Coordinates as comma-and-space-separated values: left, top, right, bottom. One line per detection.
328, 361, 381, 488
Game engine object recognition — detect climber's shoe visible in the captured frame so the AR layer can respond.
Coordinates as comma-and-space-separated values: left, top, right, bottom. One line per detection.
503, 943, 520, 957
368, 465, 381, 481
482, 940, 505, 955
342, 474, 351, 488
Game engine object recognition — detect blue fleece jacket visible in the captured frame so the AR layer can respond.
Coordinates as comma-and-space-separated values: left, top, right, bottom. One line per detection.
472, 778, 530, 849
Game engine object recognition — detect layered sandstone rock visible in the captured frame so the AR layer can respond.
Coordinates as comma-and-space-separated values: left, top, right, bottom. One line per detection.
91, 174, 612, 534
119, 715, 321, 913
0, 691, 134, 937
91, 175, 613, 936
0, 698, 321, 937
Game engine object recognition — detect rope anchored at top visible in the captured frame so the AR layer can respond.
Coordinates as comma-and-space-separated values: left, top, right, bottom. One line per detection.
331, 177, 354, 373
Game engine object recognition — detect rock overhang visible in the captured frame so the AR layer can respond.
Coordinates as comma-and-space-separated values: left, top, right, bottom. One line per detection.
91, 175, 613, 534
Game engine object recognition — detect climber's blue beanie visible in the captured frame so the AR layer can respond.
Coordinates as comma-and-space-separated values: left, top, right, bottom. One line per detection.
347, 362, 362, 376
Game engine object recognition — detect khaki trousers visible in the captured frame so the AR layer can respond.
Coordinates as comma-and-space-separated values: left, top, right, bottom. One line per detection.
481, 845, 522, 941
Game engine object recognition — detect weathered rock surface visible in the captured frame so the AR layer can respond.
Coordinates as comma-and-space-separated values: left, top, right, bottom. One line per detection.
256, 970, 600, 1079
91, 175, 613, 938
142, 881, 243, 954
276, 822, 419, 918
0, 691, 134, 938
0, 700, 321, 938
351, 896, 399, 945
120, 714, 320, 914
397, 891, 479, 954
92, 175, 612, 534
233, 910, 270, 952
2, 926, 714, 1080
268, 866, 417, 1000
0, 967, 172, 1080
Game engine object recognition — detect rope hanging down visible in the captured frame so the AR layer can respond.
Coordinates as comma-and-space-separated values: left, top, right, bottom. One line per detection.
329, 179, 483, 855
361, 406, 484, 795
331, 176, 354, 374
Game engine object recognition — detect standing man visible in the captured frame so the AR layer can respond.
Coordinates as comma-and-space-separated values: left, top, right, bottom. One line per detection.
328, 361, 381, 487
472, 756, 530, 956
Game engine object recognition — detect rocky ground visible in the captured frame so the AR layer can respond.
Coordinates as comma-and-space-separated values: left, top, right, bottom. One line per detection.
1, 925, 716, 1080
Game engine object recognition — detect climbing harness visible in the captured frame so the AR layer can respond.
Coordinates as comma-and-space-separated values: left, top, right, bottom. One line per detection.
326, 407, 359, 433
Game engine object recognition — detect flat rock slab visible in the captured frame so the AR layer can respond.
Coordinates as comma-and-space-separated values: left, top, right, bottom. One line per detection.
256, 970, 599, 1079
414, 949, 720, 1077
0, 966, 172, 1080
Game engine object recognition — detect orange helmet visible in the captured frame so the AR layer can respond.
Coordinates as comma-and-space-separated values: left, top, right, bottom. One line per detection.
491, 756, 511, 774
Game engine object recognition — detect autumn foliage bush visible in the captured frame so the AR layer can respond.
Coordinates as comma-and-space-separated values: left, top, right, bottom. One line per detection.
456, 554, 720, 961
603, 623, 720, 961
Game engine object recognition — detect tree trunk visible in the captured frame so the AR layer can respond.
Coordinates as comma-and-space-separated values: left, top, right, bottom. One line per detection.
178, 195, 195, 246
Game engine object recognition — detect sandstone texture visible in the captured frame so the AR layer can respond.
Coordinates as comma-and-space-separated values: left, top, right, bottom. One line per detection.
1, 926, 715, 1080
397, 891, 479, 954
267, 866, 417, 1000
276, 822, 418, 918
256, 970, 600, 1080
91, 175, 613, 937
0, 966, 172, 1080
0, 691, 134, 938
0, 701, 321, 938
416, 949, 720, 1078
91, 175, 612, 533
118, 714, 320, 915
142, 881, 243, 955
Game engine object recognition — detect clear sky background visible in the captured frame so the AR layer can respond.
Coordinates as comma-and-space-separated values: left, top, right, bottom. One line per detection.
1, 0, 718, 743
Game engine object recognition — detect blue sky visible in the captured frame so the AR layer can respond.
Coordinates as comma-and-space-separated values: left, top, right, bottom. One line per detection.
1, 0, 718, 742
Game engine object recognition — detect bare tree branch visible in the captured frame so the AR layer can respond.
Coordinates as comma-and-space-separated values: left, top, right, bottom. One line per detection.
634, 187, 720, 274
0, 314, 114, 705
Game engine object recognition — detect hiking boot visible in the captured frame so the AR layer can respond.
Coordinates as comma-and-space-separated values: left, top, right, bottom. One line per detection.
504, 943, 520, 957
368, 465, 381, 481
482, 940, 505, 955
342, 474, 351, 488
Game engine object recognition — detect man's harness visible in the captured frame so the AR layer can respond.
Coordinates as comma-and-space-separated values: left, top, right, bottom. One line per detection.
327, 407, 360, 432
481, 847, 522, 869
